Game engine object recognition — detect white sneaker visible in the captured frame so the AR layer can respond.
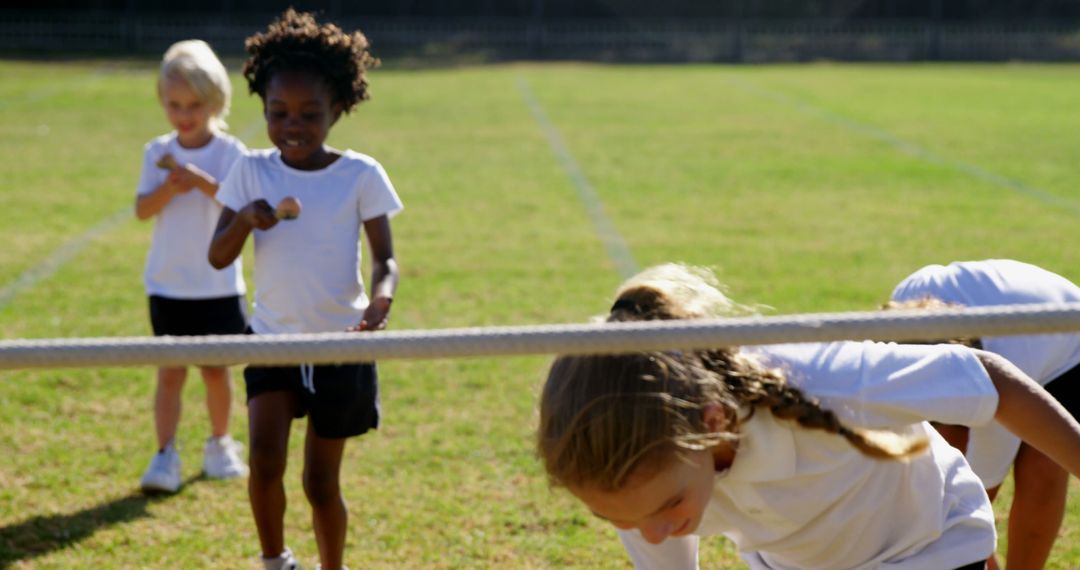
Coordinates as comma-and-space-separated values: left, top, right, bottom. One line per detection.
140, 444, 181, 493
203, 435, 249, 479
261, 547, 301, 570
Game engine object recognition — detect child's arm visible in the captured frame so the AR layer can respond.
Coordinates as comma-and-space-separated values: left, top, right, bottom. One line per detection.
208, 200, 277, 269
975, 349, 1080, 476
355, 215, 398, 331
134, 164, 219, 219
134, 176, 186, 220
170, 162, 220, 199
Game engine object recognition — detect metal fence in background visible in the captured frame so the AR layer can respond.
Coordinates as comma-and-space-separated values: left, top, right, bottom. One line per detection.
2, 12, 1080, 62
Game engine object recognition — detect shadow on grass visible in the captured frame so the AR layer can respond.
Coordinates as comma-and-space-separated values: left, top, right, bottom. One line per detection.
0, 475, 203, 569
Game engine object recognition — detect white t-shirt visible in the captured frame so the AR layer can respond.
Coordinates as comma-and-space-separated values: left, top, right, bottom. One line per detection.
136, 131, 247, 299
216, 149, 403, 334
891, 259, 1080, 486
618, 341, 999, 570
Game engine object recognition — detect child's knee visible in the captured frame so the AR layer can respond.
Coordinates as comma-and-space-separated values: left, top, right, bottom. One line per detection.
248, 441, 287, 480
302, 470, 341, 506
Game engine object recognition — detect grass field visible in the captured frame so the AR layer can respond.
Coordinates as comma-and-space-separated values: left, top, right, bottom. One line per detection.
1, 57, 1079, 568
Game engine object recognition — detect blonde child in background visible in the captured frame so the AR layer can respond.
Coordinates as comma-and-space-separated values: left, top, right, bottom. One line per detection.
134, 39, 249, 494
209, 10, 402, 570
888, 259, 1080, 570
537, 264, 1080, 570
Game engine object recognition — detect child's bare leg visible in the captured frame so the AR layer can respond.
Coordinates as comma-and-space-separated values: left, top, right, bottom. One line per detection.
154, 366, 187, 449
1005, 443, 1068, 570
248, 391, 297, 557
200, 366, 232, 438
303, 422, 348, 569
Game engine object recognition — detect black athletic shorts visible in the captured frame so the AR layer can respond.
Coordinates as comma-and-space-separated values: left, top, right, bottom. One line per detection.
1046, 358, 1080, 421
244, 361, 380, 439
148, 294, 247, 336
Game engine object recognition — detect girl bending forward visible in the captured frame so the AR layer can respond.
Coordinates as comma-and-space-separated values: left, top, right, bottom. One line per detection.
538, 264, 1080, 570
889, 258, 1080, 569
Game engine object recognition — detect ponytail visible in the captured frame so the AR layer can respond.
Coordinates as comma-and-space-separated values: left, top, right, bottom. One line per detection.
615, 264, 930, 461
538, 264, 930, 494
701, 349, 928, 459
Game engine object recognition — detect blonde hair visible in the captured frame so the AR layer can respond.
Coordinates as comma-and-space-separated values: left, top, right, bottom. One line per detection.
881, 297, 983, 349
158, 39, 231, 131
538, 264, 929, 492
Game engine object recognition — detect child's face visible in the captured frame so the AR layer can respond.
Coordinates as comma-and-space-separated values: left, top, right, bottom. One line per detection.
568, 448, 718, 545
264, 69, 343, 170
160, 75, 213, 147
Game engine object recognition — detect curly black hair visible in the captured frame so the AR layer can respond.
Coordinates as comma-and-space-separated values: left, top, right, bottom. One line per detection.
242, 8, 379, 113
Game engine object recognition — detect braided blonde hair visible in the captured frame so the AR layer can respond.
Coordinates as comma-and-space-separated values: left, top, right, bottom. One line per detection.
538, 264, 928, 491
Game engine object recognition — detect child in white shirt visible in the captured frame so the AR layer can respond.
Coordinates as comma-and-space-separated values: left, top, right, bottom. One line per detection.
538, 263, 1080, 570
889, 259, 1080, 569
134, 39, 248, 494
209, 10, 401, 570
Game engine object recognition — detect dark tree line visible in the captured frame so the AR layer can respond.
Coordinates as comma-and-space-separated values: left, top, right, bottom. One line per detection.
6, 0, 1080, 20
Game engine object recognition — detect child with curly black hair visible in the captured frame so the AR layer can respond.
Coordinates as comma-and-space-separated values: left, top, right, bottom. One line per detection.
209, 9, 401, 570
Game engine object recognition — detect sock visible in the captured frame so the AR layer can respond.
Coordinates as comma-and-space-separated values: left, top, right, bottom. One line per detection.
261, 547, 295, 570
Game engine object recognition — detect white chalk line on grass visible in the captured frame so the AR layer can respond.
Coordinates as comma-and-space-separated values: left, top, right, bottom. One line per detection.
515, 76, 639, 279
725, 76, 1080, 217
0, 209, 132, 311
0, 118, 265, 312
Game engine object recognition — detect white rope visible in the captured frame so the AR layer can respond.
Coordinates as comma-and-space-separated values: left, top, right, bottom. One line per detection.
5, 302, 1080, 370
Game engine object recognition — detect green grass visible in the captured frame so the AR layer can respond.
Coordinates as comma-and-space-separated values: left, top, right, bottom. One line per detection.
1, 58, 1078, 568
